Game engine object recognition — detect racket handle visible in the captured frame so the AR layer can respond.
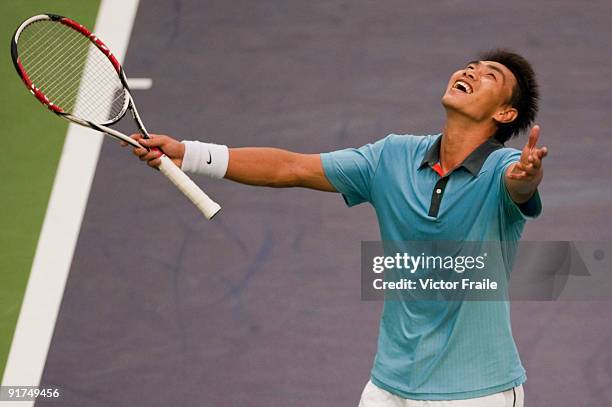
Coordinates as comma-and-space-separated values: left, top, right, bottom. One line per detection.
158, 155, 221, 220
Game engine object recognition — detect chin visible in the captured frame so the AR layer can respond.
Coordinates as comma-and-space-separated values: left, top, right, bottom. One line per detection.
441, 92, 463, 111
441, 94, 481, 121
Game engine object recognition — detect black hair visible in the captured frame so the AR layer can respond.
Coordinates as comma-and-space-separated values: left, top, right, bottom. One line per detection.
478, 49, 539, 144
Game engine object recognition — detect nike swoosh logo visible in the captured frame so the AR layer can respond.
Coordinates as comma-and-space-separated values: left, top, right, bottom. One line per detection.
206, 151, 212, 164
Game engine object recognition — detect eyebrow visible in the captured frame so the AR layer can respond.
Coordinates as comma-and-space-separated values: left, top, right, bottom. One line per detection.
466, 60, 506, 83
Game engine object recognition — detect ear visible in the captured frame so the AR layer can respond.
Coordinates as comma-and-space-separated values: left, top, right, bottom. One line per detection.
493, 107, 518, 124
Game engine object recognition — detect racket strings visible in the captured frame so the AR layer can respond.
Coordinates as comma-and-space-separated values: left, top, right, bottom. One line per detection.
22, 21, 126, 121
20, 22, 85, 96
25, 24, 82, 79
50, 53, 121, 114
17, 20, 127, 124
28, 34, 87, 93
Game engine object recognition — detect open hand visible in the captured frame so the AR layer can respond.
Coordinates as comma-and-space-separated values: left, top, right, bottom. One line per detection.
507, 124, 548, 185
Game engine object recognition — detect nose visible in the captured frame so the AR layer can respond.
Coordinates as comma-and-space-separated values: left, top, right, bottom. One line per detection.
464, 69, 477, 80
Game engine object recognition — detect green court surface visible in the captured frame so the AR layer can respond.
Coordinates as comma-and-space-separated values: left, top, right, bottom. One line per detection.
0, 0, 100, 379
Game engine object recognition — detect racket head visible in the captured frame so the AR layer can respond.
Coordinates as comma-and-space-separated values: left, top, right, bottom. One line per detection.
11, 14, 130, 125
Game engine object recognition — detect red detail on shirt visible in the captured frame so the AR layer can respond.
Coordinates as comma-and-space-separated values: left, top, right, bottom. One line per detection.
431, 162, 446, 177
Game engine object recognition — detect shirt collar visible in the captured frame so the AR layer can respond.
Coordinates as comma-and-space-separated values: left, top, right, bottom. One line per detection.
419, 134, 503, 176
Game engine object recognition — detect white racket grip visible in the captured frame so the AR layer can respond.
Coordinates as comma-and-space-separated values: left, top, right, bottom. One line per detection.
158, 155, 221, 219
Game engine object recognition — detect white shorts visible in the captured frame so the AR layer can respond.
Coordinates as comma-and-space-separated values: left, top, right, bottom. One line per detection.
358, 380, 524, 407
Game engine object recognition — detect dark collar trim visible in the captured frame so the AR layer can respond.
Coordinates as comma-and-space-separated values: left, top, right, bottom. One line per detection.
419, 134, 503, 176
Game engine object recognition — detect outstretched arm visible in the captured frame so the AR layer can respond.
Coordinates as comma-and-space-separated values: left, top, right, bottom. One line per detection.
505, 124, 548, 203
127, 134, 336, 192
226, 147, 335, 191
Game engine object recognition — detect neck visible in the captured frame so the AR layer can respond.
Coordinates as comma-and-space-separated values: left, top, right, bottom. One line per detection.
439, 110, 496, 173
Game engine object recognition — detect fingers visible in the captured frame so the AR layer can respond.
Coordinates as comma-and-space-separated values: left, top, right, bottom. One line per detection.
507, 163, 528, 180
507, 171, 527, 180
138, 134, 169, 148
528, 146, 549, 169
529, 153, 541, 170
527, 124, 540, 150
123, 133, 170, 169
121, 133, 145, 147
133, 147, 162, 161
513, 161, 537, 177
133, 148, 162, 168
527, 155, 540, 171
130, 136, 162, 168
147, 157, 162, 168
511, 152, 547, 181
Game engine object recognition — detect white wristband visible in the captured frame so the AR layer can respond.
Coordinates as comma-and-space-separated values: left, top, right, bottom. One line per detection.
181, 141, 229, 179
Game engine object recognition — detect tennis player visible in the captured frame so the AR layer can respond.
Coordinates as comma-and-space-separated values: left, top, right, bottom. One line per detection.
128, 49, 547, 407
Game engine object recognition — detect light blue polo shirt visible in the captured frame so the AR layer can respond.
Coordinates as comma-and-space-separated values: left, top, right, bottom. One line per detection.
321, 133, 542, 400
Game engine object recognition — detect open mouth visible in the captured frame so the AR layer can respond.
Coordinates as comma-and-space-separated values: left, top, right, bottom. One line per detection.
452, 80, 473, 94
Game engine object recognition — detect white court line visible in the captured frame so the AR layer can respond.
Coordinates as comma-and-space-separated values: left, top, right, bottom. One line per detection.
127, 77, 153, 90
1, 0, 141, 403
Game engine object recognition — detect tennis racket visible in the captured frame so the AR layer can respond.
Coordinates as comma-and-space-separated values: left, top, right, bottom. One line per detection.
11, 13, 221, 220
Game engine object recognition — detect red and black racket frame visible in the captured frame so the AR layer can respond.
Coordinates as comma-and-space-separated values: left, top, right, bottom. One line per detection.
10, 13, 152, 147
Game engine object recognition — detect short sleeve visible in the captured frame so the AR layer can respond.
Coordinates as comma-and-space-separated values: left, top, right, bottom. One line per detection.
320, 136, 388, 206
498, 150, 543, 222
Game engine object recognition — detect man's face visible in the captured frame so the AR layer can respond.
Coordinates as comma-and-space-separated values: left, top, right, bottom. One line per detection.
441, 60, 518, 124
